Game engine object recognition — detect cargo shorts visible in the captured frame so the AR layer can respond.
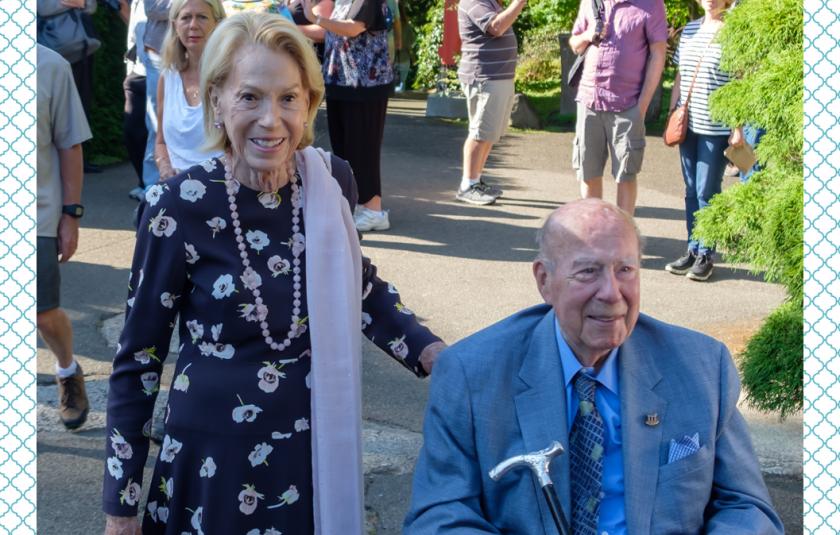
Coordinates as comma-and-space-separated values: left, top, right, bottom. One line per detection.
572, 102, 647, 182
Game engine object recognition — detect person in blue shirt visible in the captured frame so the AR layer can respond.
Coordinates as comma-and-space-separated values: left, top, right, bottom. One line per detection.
405, 198, 783, 534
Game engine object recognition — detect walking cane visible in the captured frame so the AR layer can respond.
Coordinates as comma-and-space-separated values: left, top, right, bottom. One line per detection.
489, 441, 571, 535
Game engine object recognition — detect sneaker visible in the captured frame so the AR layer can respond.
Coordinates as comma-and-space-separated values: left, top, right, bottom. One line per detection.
57, 364, 89, 430
479, 180, 503, 199
665, 251, 697, 275
354, 207, 390, 232
128, 186, 145, 202
687, 253, 714, 281
455, 183, 497, 206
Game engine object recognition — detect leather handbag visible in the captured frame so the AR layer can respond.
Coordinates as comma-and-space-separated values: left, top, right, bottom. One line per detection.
663, 27, 719, 147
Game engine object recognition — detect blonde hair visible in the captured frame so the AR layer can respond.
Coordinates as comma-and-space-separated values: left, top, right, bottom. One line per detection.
200, 12, 325, 151
161, 0, 226, 72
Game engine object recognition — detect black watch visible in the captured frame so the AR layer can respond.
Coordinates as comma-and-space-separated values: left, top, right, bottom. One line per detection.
62, 204, 85, 218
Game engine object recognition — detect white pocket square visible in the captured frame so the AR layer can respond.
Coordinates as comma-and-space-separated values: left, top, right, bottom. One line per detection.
668, 432, 700, 464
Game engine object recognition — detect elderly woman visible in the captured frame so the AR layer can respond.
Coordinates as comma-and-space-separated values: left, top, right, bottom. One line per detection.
154, 0, 226, 180
103, 12, 443, 534
302, 0, 394, 232
665, 0, 741, 281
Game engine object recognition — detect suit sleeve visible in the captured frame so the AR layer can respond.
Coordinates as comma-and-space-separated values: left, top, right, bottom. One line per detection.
102, 184, 187, 516
704, 344, 784, 534
404, 350, 501, 533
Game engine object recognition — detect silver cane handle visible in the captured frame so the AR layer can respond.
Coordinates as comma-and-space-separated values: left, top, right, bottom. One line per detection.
488, 440, 564, 488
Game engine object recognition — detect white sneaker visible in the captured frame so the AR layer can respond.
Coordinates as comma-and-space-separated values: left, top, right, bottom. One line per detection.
354, 207, 390, 232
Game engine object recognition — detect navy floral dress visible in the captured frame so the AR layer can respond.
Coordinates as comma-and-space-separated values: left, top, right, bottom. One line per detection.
102, 156, 439, 534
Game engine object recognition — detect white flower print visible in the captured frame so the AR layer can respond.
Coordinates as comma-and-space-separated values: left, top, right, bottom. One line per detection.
159, 435, 183, 463
362, 281, 373, 300
245, 530, 260, 535
387, 282, 399, 294
198, 341, 215, 356
395, 302, 414, 315
179, 178, 207, 203
119, 479, 142, 506
160, 292, 179, 309
199, 457, 217, 478
305, 371, 311, 389
157, 506, 169, 523
110, 429, 133, 460
147, 501, 158, 522
211, 274, 236, 299
206, 216, 227, 237
257, 190, 282, 209
361, 312, 372, 330
232, 399, 263, 423
240, 267, 263, 290
133, 347, 160, 365
211, 323, 223, 342
290, 233, 305, 256
107, 457, 123, 479
199, 158, 217, 173
271, 431, 292, 439
289, 317, 308, 339
185, 243, 199, 264
212, 343, 235, 359
145, 184, 164, 206
246, 229, 270, 253
257, 362, 285, 393
173, 363, 191, 392
126, 296, 135, 308
149, 208, 177, 238
388, 335, 409, 360
294, 418, 310, 432
140, 371, 159, 396
238, 303, 268, 323
267, 255, 291, 277
159, 476, 174, 499
190, 506, 204, 531
137, 269, 145, 289
186, 320, 204, 343
238, 484, 265, 515
267, 485, 300, 510
265, 529, 282, 535
248, 442, 274, 467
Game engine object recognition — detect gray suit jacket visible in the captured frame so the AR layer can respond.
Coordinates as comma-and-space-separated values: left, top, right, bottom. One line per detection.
405, 304, 783, 534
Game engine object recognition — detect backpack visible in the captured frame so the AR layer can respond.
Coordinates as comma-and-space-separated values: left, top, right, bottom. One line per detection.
37, 8, 100, 64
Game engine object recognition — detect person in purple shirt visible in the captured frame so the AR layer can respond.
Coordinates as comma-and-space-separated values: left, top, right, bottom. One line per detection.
568, 0, 668, 215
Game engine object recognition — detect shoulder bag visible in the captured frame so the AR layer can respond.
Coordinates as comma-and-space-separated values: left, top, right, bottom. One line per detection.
37, 2, 100, 65
567, 0, 604, 88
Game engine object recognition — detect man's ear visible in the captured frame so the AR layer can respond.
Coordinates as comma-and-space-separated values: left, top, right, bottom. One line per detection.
533, 260, 551, 303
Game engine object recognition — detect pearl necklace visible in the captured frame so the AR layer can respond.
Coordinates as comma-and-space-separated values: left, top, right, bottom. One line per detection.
224, 156, 304, 352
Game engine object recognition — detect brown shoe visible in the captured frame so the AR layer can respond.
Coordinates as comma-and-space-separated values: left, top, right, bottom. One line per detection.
57, 364, 89, 430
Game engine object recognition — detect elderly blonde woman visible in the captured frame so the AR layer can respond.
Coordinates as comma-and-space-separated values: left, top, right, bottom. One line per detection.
154, 0, 226, 180
664, 0, 742, 281
103, 12, 444, 534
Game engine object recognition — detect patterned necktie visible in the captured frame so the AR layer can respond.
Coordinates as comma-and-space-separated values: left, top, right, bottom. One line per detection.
569, 371, 605, 535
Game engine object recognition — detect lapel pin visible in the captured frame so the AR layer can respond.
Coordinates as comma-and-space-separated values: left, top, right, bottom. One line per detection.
645, 413, 660, 427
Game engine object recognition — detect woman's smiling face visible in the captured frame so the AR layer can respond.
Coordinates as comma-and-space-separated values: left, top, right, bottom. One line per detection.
211, 44, 309, 176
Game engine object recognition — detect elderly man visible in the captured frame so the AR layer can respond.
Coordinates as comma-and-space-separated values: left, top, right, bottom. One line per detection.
405, 199, 783, 533
569, 0, 667, 215
454, 0, 527, 206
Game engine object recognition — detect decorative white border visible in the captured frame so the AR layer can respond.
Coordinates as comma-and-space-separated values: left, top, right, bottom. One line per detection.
0, 0, 37, 533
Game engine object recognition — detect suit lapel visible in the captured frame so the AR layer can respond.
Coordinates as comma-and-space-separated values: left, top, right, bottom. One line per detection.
619, 325, 666, 535
514, 310, 569, 535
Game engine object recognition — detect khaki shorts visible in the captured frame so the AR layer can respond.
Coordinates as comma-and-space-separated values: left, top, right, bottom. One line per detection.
572, 102, 647, 183
463, 78, 516, 143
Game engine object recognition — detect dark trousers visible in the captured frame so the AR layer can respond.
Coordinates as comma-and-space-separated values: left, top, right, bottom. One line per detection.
326, 97, 388, 205
679, 129, 728, 255
123, 72, 148, 186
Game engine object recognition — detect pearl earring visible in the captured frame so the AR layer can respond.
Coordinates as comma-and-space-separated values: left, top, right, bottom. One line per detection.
214, 119, 222, 129
303, 121, 308, 128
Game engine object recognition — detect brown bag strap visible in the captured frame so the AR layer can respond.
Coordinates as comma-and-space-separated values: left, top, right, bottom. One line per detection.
683, 26, 720, 106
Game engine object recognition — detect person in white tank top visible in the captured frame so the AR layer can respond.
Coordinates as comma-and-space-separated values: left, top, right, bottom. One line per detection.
154, 0, 226, 179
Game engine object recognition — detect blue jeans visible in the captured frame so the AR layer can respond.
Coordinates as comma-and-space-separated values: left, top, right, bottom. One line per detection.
140, 48, 162, 189
679, 129, 729, 256
740, 124, 765, 182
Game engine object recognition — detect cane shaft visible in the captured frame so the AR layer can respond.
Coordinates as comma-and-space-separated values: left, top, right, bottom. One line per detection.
541, 484, 571, 535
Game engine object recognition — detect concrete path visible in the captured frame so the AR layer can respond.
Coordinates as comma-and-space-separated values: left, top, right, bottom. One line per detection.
36, 95, 801, 534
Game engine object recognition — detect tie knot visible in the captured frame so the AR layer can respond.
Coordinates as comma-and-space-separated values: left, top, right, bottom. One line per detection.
574, 371, 597, 403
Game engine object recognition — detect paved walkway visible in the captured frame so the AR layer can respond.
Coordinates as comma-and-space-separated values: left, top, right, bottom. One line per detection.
36, 95, 801, 534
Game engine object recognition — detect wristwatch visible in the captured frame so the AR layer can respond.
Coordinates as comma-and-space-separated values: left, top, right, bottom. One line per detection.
62, 204, 85, 218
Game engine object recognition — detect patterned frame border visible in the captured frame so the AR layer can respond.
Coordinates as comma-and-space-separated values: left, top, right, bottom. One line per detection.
0, 0, 37, 533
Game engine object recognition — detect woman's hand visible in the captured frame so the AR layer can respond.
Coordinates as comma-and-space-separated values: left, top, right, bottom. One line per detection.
729, 127, 745, 148
302, 0, 316, 23
419, 341, 448, 375
157, 159, 178, 180
104, 514, 141, 535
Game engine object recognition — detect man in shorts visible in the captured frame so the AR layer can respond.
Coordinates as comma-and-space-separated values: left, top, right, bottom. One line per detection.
569, 0, 668, 214
455, 0, 527, 205
37, 44, 91, 429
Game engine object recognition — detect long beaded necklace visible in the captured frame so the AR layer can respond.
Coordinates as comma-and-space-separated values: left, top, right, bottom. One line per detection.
224, 154, 304, 352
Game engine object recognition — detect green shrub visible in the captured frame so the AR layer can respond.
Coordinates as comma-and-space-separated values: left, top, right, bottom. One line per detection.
515, 27, 562, 89
740, 299, 803, 418
88, 6, 128, 164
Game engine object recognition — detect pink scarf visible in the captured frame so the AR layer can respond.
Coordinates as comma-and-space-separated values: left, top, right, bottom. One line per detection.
297, 146, 364, 534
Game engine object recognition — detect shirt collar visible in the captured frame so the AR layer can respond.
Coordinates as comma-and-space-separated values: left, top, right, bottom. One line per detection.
554, 317, 620, 396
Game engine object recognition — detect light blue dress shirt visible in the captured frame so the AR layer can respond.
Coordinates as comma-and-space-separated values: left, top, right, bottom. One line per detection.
555, 318, 627, 535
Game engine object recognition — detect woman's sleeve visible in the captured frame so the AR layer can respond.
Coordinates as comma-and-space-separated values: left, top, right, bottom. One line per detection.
102, 183, 187, 516
360, 259, 442, 378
